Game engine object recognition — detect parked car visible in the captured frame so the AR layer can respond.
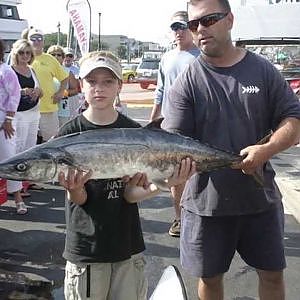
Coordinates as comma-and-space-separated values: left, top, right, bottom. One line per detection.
121, 63, 138, 83
136, 59, 160, 89
236, 38, 300, 99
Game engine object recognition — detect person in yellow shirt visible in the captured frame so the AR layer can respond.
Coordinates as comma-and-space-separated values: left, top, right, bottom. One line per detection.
28, 28, 69, 141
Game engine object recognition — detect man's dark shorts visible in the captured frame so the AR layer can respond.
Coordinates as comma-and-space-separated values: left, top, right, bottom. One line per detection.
180, 204, 286, 278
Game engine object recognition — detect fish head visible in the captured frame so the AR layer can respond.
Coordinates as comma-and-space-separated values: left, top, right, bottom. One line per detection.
0, 150, 57, 182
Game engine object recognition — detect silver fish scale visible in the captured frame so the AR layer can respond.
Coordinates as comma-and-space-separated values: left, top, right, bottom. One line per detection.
0, 127, 243, 182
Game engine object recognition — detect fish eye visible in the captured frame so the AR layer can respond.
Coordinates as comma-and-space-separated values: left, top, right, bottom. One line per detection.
15, 163, 28, 172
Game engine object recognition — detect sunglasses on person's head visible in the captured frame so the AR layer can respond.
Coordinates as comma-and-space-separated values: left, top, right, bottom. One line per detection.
18, 50, 32, 56
171, 22, 188, 32
187, 12, 229, 32
30, 36, 43, 42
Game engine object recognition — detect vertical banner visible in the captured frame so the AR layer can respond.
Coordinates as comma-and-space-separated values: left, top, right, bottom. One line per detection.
66, 0, 91, 55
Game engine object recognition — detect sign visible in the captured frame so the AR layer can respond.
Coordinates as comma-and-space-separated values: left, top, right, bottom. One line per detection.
269, 0, 300, 3
66, 0, 91, 55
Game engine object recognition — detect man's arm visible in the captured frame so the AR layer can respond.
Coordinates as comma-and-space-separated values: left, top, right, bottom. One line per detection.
149, 103, 162, 122
239, 117, 300, 174
53, 77, 68, 103
149, 63, 164, 122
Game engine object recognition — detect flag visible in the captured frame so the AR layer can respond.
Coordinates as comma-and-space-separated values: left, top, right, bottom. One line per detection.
66, 0, 91, 55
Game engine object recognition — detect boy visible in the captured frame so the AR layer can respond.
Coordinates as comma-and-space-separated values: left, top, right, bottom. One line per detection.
57, 51, 195, 300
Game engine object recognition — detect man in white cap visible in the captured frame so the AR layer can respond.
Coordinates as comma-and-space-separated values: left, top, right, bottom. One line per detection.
63, 47, 79, 78
149, 10, 200, 237
28, 28, 69, 142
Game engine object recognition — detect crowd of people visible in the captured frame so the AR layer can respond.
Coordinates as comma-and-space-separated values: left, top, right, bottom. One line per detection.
0, 28, 83, 214
0, 0, 300, 299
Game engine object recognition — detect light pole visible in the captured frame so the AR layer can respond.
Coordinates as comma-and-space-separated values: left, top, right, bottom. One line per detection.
98, 12, 101, 50
57, 22, 61, 45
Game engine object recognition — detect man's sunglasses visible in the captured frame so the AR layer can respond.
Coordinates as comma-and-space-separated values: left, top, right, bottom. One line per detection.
51, 53, 63, 57
171, 22, 188, 32
187, 12, 229, 32
30, 36, 43, 42
66, 54, 74, 58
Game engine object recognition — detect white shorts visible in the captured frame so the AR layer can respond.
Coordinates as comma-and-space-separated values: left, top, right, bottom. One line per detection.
64, 254, 148, 300
39, 111, 59, 141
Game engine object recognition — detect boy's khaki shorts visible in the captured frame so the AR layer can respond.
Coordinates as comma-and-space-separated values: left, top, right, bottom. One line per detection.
64, 254, 147, 300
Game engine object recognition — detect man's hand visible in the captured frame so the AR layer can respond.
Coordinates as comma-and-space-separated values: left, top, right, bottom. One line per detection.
52, 90, 65, 104
234, 144, 271, 175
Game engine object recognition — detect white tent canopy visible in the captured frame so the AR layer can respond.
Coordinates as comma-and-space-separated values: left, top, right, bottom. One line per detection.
232, 5, 300, 41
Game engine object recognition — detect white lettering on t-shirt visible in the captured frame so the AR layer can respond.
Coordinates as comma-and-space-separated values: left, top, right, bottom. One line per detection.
106, 179, 124, 200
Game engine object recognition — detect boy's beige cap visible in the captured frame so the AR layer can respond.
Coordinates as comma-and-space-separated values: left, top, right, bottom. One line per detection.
79, 56, 122, 80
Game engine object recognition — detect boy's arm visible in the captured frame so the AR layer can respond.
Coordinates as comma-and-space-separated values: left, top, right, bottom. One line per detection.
67, 187, 88, 205
124, 158, 196, 203
124, 183, 161, 203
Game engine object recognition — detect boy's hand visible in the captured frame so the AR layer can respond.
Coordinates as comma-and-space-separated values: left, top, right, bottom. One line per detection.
166, 157, 196, 188
58, 168, 92, 192
122, 172, 150, 190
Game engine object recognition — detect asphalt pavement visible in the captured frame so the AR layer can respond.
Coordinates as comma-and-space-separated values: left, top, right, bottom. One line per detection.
0, 84, 299, 300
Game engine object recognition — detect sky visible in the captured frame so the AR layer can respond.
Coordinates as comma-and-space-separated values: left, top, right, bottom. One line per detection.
18, 0, 242, 46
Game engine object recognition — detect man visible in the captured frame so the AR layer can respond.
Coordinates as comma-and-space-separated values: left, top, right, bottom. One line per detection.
150, 11, 199, 121
63, 47, 79, 78
63, 47, 84, 118
149, 11, 200, 237
28, 28, 69, 141
162, 0, 300, 299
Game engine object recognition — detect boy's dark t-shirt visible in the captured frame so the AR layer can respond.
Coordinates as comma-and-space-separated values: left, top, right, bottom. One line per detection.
57, 113, 145, 263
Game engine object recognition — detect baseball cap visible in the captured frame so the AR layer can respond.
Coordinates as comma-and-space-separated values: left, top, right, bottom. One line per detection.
28, 28, 44, 38
79, 55, 122, 80
64, 47, 74, 55
170, 11, 188, 28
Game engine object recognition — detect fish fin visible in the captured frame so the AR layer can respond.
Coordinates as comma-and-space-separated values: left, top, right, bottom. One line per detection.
145, 117, 164, 129
151, 179, 170, 191
252, 168, 265, 186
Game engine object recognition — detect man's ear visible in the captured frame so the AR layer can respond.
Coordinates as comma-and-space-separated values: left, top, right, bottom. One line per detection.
227, 11, 234, 30
118, 80, 123, 94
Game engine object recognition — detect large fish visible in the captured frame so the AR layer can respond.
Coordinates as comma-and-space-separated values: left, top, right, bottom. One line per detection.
0, 122, 257, 184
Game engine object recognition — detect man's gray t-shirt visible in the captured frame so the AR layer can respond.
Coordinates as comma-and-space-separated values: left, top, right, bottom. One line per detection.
155, 47, 200, 117
162, 51, 300, 216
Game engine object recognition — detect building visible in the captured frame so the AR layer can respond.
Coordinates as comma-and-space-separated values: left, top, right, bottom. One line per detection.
94, 34, 162, 60
232, 0, 300, 40
0, 0, 28, 55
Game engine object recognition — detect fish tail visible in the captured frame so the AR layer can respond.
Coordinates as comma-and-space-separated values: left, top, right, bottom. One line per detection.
252, 170, 264, 186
